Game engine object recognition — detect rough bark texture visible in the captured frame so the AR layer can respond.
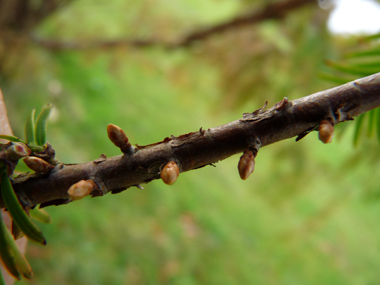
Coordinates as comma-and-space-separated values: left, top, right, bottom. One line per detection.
1, 72, 380, 209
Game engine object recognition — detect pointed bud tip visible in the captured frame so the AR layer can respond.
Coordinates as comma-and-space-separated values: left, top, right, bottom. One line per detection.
161, 161, 180, 185
318, 120, 334, 144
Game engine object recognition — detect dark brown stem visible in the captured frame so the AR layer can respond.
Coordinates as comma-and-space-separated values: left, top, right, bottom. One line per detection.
30, 0, 316, 51
1, 72, 380, 209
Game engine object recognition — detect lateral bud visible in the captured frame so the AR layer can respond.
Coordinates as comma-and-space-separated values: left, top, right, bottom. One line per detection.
107, 124, 133, 153
160, 161, 180, 185
7, 142, 31, 160
238, 149, 255, 180
68, 180, 96, 201
318, 120, 334, 144
23, 156, 55, 173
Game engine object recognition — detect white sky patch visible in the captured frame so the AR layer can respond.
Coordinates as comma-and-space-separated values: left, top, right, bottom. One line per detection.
328, 0, 380, 34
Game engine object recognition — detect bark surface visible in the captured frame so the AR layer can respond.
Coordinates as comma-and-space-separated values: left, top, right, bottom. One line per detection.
1, 73, 380, 209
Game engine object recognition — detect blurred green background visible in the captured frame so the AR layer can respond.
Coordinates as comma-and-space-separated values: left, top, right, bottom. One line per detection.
1, 0, 380, 284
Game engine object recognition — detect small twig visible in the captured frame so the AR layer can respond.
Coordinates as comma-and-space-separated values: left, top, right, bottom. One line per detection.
1, 72, 380, 209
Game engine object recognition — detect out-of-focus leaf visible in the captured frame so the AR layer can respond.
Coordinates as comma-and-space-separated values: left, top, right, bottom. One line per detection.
367, 109, 375, 137
35, 104, 53, 146
334, 121, 349, 141
353, 114, 365, 147
348, 61, 380, 69
376, 108, 380, 143
30, 208, 52, 224
0, 266, 5, 285
1, 172, 46, 245
345, 47, 380, 58
0, 135, 25, 144
0, 211, 21, 280
360, 32, 380, 41
24, 109, 35, 145
318, 72, 353, 85
325, 60, 379, 77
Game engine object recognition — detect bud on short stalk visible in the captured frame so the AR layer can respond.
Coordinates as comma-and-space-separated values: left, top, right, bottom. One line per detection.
107, 124, 132, 153
238, 150, 255, 180
318, 120, 334, 144
161, 161, 180, 185
23, 157, 54, 173
68, 180, 96, 200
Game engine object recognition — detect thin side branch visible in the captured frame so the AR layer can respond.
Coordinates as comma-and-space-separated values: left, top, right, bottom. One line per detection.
31, 0, 316, 51
1, 72, 380, 209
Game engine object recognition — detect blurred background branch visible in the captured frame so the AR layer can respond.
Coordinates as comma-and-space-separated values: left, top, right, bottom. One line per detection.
27, 0, 316, 50
1, 0, 380, 284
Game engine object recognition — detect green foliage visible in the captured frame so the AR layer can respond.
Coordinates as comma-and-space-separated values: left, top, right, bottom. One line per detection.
0, 104, 55, 281
34, 104, 53, 146
1, 172, 46, 245
0, 1, 379, 284
24, 109, 35, 145
322, 34, 380, 145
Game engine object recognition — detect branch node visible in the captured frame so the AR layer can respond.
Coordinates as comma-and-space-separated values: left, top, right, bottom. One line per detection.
274, 97, 292, 112
93, 153, 107, 164
90, 179, 108, 197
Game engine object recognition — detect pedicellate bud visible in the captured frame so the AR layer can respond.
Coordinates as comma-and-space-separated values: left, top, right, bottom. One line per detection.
107, 124, 132, 153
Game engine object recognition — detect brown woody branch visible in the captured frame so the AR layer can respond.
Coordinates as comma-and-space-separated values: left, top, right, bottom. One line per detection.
31, 0, 316, 51
1, 72, 380, 209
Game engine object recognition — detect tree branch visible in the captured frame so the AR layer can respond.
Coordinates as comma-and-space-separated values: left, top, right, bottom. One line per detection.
1, 73, 380, 209
30, 0, 316, 51
0, 87, 28, 285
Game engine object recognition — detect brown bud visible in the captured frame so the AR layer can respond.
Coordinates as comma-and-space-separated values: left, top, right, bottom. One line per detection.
160, 161, 180, 185
318, 120, 334, 144
238, 150, 255, 180
7, 142, 31, 160
107, 124, 131, 153
68, 180, 96, 200
23, 156, 54, 173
